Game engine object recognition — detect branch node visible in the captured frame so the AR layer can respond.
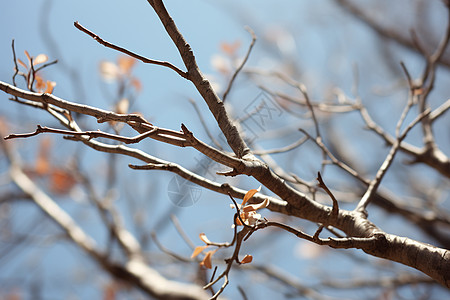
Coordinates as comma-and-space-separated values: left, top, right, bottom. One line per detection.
317, 172, 339, 218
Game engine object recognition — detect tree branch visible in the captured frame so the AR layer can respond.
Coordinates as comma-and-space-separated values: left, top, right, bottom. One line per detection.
74, 21, 188, 79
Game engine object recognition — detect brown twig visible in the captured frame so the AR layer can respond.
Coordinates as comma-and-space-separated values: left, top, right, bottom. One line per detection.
74, 21, 188, 79
222, 26, 257, 102
5, 125, 157, 144
147, 0, 250, 157
317, 172, 339, 218
356, 108, 432, 213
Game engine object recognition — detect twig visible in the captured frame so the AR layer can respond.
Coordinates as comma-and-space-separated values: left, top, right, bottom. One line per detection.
356, 108, 432, 213
317, 172, 339, 218
430, 98, 450, 122
253, 135, 308, 155
11, 40, 19, 87
222, 26, 257, 102
146, 0, 250, 157
189, 98, 222, 149
335, 0, 450, 69
74, 21, 188, 79
5, 125, 157, 144
0, 80, 150, 124
259, 220, 379, 249
299, 128, 369, 185
151, 231, 191, 262
170, 214, 196, 250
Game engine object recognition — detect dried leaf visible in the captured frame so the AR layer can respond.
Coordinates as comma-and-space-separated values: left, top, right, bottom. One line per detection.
103, 281, 119, 300
191, 245, 209, 258
199, 232, 211, 245
99, 61, 119, 81
245, 198, 269, 211
115, 98, 129, 114
17, 58, 28, 69
33, 54, 48, 65
413, 88, 424, 96
240, 254, 253, 264
24, 50, 31, 65
49, 168, 77, 195
220, 40, 241, 56
44, 81, 56, 94
200, 250, 216, 269
36, 137, 52, 175
34, 74, 46, 91
118, 56, 136, 74
241, 187, 261, 206
130, 78, 142, 92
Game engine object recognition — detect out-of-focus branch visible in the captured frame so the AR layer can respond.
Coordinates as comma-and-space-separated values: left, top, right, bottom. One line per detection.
1, 135, 210, 300
335, 0, 450, 69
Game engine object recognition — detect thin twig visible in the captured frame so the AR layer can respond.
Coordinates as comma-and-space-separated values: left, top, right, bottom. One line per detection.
253, 136, 308, 155
5, 125, 157, 144
151, 231, 191, 262
222, 26, 257, 102
170, 214, 196, 250
74, 21, 188, 79
317, 172, 339, 218
356, 108, 432, 213
189, 98, 222, 149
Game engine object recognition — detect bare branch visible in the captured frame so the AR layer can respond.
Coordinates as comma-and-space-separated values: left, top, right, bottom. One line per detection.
335, 0, 450, 69
74, 21, 188, 79
317, 172, 339, 218
0, 80, 149, 124
222, 26, 257, 102
147, 0, 250, 157
356, 108, 432, 213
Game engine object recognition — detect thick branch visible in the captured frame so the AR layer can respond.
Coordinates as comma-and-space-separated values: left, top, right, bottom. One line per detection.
147, 0, 250, 157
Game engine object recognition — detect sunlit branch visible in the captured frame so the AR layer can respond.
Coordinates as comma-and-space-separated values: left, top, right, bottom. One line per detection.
74, 21, 188, 79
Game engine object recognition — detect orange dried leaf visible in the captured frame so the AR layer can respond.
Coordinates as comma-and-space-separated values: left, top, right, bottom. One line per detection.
49, 168, 77, 195
34, 54, 48, 65
191, 245, 209, 258
36, 137, 52, 175
24, 50, 31, 65
200, 250, 216, 269
118, 56, 136, 74
44, 81, 56, 94
17, 58, 28, 69
240, 254, 253, 264
103, 282, 118, 300
199, 233, 211, 245
413, 88, 424, 96
235, 215, 243, 226
241, 187, 261, 206
35, 75, 46, 91
220, 40, 241, 56
131, 78, 142, 92
245, 198, 270, 211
